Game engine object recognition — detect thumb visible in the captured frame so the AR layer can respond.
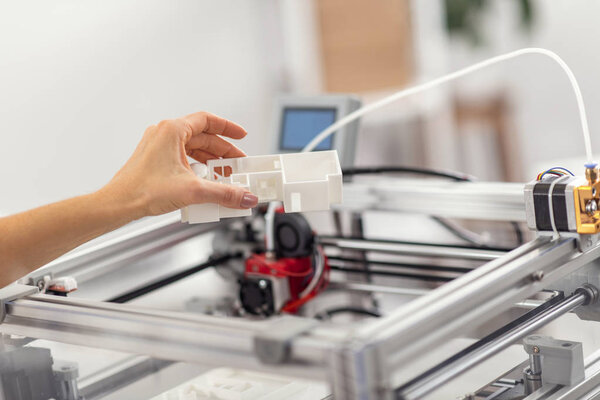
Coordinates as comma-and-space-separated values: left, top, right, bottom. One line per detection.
196, 180, 258, 209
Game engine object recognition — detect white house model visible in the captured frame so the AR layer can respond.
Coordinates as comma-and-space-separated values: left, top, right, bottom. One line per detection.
181, 150, 343, 224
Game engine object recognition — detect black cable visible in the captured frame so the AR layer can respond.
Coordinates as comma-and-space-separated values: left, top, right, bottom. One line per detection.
433, 217, 525, 249
316, 306, 381, 319
326, 255, 473, 274
430, 216, 483, 247
342, 166, 474, 182
350, 213, 373, 281
108, 253, 241, 303
349, 212, 381, 309
511, 221, 524, 246
329, 264, 454, 283
319, 235, 512, 253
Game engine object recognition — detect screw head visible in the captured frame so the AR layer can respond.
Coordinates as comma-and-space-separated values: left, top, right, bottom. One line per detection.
586, 199, 598, 215
531, 271, 544, 282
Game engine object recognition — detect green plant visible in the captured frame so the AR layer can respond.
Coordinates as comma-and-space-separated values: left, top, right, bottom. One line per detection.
444, 0, 534, 46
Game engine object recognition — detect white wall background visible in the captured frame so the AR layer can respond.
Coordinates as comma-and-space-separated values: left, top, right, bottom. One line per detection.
0, 0, 285, 215
440, 0, 600, 180
4, 0, 600, 214
508, 0, 600, 177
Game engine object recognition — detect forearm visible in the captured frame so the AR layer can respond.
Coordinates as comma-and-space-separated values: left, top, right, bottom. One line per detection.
0, 188, 143, 287
0, 112, 255, 288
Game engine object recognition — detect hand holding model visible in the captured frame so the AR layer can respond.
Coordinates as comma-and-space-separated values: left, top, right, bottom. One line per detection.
102, 111, 258, 217
0, 112, 258, 287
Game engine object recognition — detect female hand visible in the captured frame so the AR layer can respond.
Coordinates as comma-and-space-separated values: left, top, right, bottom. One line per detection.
101, 111, 259, 219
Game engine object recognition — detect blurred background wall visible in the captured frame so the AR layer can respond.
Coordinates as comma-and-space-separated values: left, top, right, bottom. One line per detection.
2, 0, 600, 215
0, 0, 284, 214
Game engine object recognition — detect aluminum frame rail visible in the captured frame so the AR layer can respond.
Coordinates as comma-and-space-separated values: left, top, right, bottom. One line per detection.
340, 179, 526, 221
0, 294, 331, 381
24, 214, 224, 285
321, 236, 600, 399
397, 289, 591, 399
2, 238, 600, 399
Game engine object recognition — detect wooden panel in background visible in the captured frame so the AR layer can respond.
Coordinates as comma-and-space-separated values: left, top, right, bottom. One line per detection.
316, 0, 414, 93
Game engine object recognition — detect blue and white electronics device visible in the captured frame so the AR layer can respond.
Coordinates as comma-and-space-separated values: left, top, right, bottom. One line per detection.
273, 94, 362, 168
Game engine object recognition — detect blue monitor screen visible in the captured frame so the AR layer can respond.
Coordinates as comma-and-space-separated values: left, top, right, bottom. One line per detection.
280, 107, 337, 151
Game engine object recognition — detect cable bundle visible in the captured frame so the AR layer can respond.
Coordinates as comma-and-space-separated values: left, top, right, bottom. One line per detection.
536, 167, 574, 181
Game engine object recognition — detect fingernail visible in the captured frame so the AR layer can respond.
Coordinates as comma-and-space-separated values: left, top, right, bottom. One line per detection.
240, 193, 258, 208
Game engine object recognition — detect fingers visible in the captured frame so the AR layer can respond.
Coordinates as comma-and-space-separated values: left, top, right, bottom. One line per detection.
186, 134, 246, 159
195, 180, 258, 209
181, 112, 247, 162
182, 112, 247, 139
186, 148, 218, 164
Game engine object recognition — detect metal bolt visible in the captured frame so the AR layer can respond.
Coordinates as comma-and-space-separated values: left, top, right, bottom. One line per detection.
586, 199, 598, 215
533, 346, 540, 354
531, 271, 544, 282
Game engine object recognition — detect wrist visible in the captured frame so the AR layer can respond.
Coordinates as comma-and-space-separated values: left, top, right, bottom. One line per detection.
94, 184, 148, 224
